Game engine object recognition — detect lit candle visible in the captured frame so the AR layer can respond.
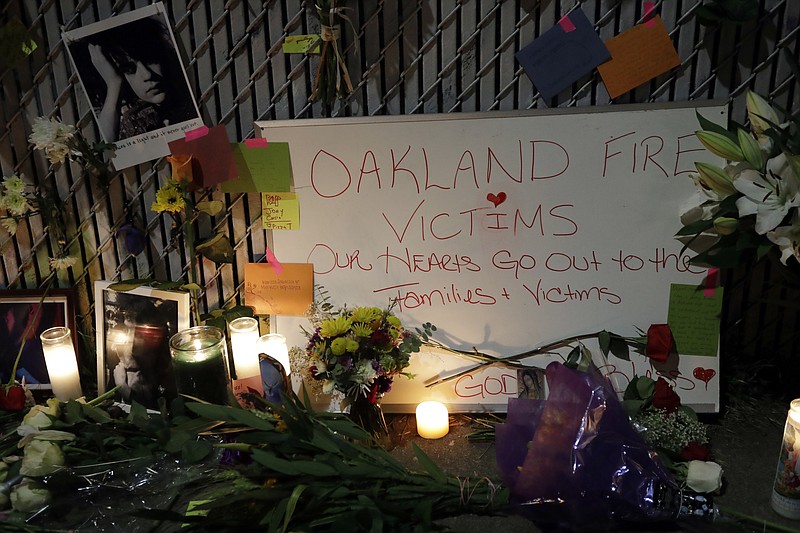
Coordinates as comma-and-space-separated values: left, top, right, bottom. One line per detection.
416, 401, 449, 439
228, 317, 261, 379
40, 327, 82, 401
169, 326, 230, 405
255, 334, 290, 375
772, 398, 800, 519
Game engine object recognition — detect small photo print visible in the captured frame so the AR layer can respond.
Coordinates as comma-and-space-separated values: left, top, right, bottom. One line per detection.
95, 281, 189, 410
63, 3, 202, 169
517, 368, 545, 400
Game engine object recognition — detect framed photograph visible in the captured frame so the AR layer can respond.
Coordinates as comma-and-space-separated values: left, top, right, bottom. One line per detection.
95, 281, 189, 409
63, 3, 202, 170
0, 289, 78, 390
517, 367, 546, 400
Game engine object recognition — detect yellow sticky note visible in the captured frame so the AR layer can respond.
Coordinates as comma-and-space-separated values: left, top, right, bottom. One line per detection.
283, 35, 321, 54
262, 192, 299, 230
244, 263, 314, 316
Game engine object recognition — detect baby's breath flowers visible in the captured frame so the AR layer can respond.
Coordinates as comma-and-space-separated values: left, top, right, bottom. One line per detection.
633, 407, 709, 453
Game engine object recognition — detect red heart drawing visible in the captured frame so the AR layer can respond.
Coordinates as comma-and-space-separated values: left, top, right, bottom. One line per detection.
487, 192, 507, 207
693, 367, 716, 387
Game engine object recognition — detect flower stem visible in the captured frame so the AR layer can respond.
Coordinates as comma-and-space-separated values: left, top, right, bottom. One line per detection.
7, 276, 56, 388
183, 195, 202, 326
423, 332, 605, 388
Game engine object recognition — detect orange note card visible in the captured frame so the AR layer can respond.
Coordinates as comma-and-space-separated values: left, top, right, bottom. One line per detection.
597, 15, 681, 99
244, 263, 313, 316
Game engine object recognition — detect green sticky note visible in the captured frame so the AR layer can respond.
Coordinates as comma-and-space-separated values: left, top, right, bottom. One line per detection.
282, 35, 321, 54
0, 18, 38, 67
667, 283, 723, 357
222, 142, 292, 193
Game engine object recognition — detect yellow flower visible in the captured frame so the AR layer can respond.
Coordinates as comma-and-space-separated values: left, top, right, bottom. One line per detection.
351, 323, 373, 338
319, 316, 352, 337
349, 306, 382, 323
345, 339, 359, 352
20, 440, 64, 476
151, 183, 186, 214
20, 398, 60, 430
49, 255, 77, 272
330, 337, 349, 355
167, 154, 194, 184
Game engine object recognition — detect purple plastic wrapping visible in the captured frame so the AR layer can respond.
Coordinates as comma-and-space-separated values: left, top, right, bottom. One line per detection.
496, 361, 682, 530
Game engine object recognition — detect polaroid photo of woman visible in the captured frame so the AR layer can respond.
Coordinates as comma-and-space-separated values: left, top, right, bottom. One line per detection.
63, 3, 202, 170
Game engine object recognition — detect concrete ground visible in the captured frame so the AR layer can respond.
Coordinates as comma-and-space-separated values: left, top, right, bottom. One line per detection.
387, 397, 800, 532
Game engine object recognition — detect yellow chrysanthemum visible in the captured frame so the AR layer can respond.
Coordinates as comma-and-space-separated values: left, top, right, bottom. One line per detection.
330, 337, 349, 356
351, 323, 373, 338
349, 306, 382, 323
319, 316, 352, 338
345, 339, 359, 352
151, 184, 186, 214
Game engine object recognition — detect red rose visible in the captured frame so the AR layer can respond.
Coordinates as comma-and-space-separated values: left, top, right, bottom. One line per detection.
681, 441, 712, 461
646, 324, 675, 363
0, 384, 26, 411
651, 377, 681, 413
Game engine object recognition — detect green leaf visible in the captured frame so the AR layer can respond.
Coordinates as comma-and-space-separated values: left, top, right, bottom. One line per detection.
608, 336, 630, 361
598, 330, 610, 355
696, 112, 736, 142
182, 439, 212, 462
635, 376, 655, 399
108, 278, 155, 291
196, 200, 224, 217
412, 442, 447, 483
676, 217, 715, 236
181, 283, 202, 291
284, 484, 308, 532
196, 232, 235, 264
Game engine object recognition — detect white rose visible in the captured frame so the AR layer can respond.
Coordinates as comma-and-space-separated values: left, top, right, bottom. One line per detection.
685, 460, 723, 493
20, 398, 60, 431
10, 479, 51, 513
20, 440, 64, 477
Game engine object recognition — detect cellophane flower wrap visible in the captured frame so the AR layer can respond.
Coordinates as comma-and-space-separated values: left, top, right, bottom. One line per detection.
496, 361, 682, 530
306, 305, 421, 405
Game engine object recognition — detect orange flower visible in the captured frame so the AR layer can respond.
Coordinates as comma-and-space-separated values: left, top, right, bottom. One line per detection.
167, 154, 193, 183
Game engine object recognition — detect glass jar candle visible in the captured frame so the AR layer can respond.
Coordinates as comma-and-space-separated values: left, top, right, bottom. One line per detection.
40, 327, 82, 401
772, 398, 800, 519
228, 317, 261, 379
169, 326, 230, 405
255, 334, 291, 375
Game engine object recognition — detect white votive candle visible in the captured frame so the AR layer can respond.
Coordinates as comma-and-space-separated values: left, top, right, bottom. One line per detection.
228, 317, 261, 379
416, 401, 449, 439
255, 334, 291, 375
40, 327, 82, 401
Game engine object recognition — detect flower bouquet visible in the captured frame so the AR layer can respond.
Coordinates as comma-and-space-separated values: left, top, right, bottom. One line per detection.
678, 91, 800, 271
305, 302, 431, 437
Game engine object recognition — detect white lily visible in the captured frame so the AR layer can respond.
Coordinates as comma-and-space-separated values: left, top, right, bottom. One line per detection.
746, 91, 780, 135
734, 153, 800, 234
767, 212, 800, 265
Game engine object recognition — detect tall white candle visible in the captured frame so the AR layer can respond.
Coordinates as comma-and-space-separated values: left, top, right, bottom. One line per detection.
255, 334, 290, 375
40, 327, 82, 401
228, 317, 261, 379
416, 401, 449, 439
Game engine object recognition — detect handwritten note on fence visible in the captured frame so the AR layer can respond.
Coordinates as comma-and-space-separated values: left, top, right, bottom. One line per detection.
258, 102, 727, 412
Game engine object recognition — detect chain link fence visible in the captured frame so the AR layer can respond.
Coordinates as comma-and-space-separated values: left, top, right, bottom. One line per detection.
0, 0, 798, 395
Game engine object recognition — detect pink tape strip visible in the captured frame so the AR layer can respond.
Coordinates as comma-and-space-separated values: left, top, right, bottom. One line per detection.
643, 1, 656, 27
703, 268, 719, 297
558, 14, 576, 32
245, 137, 268, 148
185, 125, 209, 141
265, 246, 284, 276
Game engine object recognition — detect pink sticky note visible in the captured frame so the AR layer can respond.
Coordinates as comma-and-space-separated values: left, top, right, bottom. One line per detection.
185, 125, 209, 141
558, 14, 576, 33
643, 1, 656, 27
703, 268, 719, 297
245, 138, 268, 148
265, 246, 284, 276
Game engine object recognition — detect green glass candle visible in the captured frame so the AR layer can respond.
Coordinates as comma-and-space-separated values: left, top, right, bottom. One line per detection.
169, 326, 230, 405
